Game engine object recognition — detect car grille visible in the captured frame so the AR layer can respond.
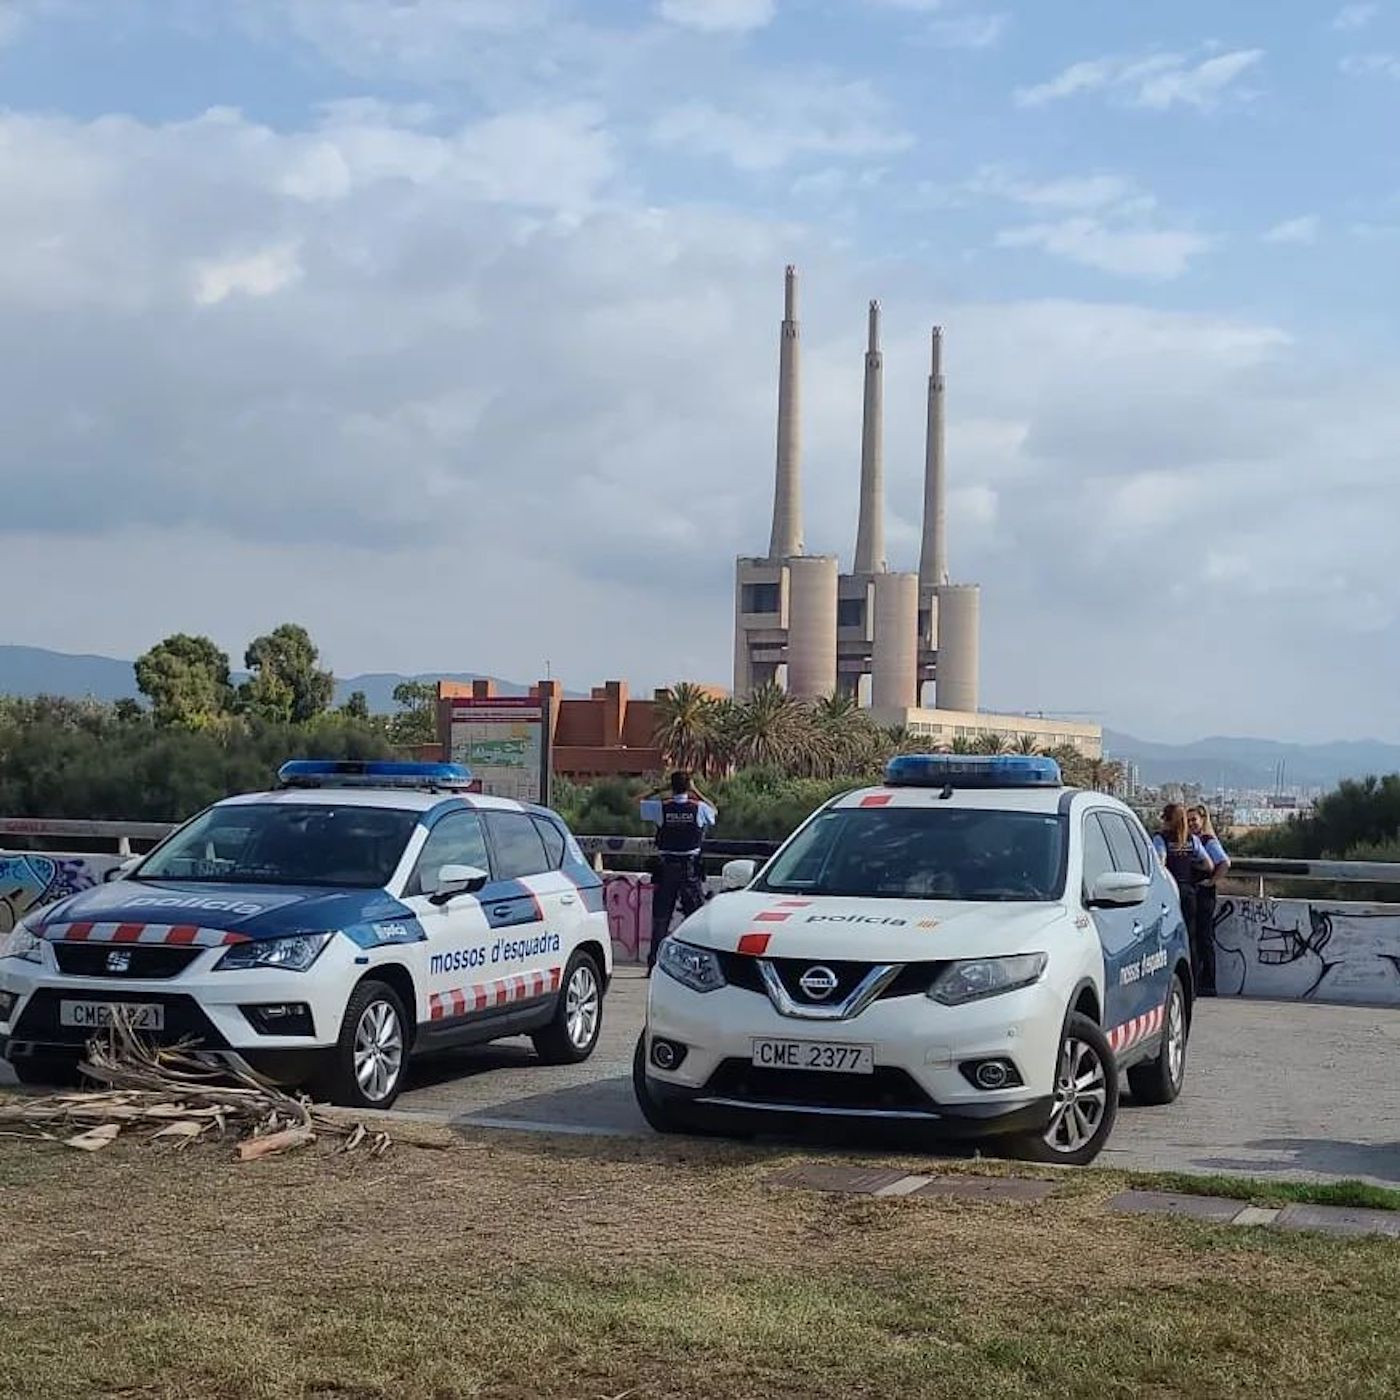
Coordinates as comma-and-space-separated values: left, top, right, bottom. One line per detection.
52, 944, 203, 980
11, 991, 230, 1050
716, 953, 945, 1004
701, 1059, 935, 1113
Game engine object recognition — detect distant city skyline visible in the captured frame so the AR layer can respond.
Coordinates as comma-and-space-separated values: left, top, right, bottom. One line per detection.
1, 1, 1398, 743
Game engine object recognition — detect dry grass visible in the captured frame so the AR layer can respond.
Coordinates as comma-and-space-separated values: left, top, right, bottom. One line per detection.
2, 1126, 1399, 1399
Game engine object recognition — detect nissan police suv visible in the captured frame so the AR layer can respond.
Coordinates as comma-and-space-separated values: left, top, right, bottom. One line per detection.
633, 754, 1192, 1165
0, 761, 612, 1109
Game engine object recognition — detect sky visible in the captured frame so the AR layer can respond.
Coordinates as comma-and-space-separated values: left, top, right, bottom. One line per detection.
1, 0, 1398, 744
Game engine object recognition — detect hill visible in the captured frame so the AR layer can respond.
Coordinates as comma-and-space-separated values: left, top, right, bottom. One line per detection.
0, 646, 560, 712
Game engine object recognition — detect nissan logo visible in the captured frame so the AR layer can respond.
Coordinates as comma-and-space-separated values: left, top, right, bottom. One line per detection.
798, 965, 839, 1000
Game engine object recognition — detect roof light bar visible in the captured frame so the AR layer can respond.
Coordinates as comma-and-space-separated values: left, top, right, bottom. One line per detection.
276, 760, 475, 792
883, 754, 1063, 789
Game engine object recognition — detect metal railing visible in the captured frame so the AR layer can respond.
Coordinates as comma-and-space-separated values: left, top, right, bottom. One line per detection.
2, 817, 1397, 893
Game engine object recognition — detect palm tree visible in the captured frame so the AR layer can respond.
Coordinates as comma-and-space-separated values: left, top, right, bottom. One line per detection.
950, 736, 976, 755
653, 682, 717, 774
973, 732, 1011, 755
732, 681, 807, 771
1012, 734, 1041, 755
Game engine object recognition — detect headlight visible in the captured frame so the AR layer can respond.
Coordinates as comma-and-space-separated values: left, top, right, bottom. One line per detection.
0, 923, 44, 965
658, 938, 727, 994
215, 933, 333, 973
929, 953, 1048, 1006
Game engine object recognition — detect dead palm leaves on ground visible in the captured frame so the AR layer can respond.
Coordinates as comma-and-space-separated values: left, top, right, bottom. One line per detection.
0, 1013, 390, 1160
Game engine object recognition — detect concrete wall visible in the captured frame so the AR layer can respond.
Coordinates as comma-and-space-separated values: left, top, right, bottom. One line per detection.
0, 852, 127, 933
1211, 896, 1400, 1006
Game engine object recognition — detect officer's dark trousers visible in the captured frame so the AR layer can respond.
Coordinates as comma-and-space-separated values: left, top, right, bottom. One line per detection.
1193, 883, 1218, 995
649, 854, 706, 970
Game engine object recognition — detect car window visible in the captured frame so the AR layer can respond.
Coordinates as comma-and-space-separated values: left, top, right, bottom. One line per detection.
755, 806, 1066, 902
135, 803, 419, 889
1099, 812, 1148, 876
485, 811, 550, 880
406, 811, 488, 896
531, 815, 566, 869
1080, 814, 1116, 897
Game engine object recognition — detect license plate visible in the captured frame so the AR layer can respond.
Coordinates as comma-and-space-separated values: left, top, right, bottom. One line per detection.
59, 1002, 165, 1031
752, 1039, 874, 1074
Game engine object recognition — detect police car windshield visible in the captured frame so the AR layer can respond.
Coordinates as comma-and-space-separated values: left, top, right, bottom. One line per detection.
756, 806, 1066, 902
135, 804, 420, 889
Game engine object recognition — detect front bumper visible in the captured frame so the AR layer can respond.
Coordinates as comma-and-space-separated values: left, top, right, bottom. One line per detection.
643, 964, 1066, 1138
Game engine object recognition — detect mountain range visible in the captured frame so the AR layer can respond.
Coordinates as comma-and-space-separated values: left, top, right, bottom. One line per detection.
3, 646, 1398, 791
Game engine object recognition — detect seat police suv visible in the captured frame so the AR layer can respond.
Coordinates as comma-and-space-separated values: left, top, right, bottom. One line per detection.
0, 761, 611, 1109
633, 754, 1191, 1165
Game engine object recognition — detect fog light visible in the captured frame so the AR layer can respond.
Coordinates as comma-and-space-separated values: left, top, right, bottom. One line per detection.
650, 1037, 687, 1071
959, 1057, 1023, 1091
240, 1002, 315, 1037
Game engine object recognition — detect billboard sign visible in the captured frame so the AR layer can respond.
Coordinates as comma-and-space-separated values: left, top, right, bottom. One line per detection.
444, 696, 551, 805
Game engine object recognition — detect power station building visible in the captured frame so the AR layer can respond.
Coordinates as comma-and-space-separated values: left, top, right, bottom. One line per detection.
733, 267, 1101, 759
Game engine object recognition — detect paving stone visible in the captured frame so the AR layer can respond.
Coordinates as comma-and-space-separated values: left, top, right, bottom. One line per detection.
770, 1164, 910, 1195
1274, 1204, 1400, 1238
1107, 1190, 1245, 1223
912, 1176, 1058, 1203
1231, 1206, 1280, 1227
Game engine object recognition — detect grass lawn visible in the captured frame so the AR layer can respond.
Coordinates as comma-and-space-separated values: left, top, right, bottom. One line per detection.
2, 1122, 1399, 1400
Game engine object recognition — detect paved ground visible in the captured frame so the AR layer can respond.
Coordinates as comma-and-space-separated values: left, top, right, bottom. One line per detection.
8, 968, 1400, 1184
385, 969, 1400, 1185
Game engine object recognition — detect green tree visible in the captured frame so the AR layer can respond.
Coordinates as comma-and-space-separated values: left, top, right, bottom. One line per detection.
134, 634, 234, 729
340, 690, 371, 721
653, 682, 719, 775
387, 680, 438, 748
240, 624, 335, 724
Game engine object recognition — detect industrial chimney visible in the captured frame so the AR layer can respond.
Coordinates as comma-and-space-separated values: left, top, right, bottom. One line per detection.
917, 325, 948, 591
852, 300, 885, 575
768, 265, 803, 560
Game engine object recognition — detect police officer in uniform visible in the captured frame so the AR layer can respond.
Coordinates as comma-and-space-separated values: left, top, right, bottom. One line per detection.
639, 771, 717, 972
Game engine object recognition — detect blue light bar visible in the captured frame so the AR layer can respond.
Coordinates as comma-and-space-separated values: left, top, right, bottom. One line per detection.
276, 760, 475, 792
883, 754, 1063, 789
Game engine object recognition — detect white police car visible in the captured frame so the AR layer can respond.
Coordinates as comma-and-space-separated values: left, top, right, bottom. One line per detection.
0, 761, 612, 1109
633, 754, 1191, 1165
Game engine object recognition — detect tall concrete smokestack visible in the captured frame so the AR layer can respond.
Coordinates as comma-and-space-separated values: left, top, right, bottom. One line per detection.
852, 299, 885, 575
918, 325, 948, 590
768, 265, 803, 560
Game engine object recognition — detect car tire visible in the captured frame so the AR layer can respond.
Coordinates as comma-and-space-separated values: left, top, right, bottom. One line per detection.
1126, 974, 1189, 1107
532, 951, 604, 1065
10, 1055, 83, 1089
1006, 1012, 1119, 1167
317, 979, 410, 1110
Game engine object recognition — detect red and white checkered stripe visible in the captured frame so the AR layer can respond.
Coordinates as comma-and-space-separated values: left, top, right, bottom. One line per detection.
428, 965, 562, 1022
37, 921, 249, 948
1107, 1004, 1164, 1055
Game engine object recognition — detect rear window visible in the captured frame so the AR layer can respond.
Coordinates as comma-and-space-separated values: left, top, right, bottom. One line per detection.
755, 806, 1066, 903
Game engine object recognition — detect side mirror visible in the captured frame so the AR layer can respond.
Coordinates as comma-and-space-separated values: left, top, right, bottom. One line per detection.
105, 856, 141, 883
721, 858, 756, 891
429, 864, 489, 905
1088, 871, 1150, 908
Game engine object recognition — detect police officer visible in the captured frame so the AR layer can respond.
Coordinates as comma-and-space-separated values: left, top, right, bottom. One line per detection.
639, 771, 717, 972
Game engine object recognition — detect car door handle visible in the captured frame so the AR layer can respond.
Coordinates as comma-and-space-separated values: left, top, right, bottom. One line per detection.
559, 893, 576, 905
491, 905, 513, 918
1132, 922, 1143, 937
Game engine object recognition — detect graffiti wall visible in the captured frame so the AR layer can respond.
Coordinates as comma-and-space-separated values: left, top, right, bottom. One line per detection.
604, 872, 723, 964
1213, 897, 1400, 1005
0, 852, 126, 934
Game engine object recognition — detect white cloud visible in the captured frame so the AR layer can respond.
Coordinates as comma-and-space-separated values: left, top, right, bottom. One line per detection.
1333, 4, 1379, 32
651, 78, 911, 171
995, 219, 1210, 280
1016, 48, 1263, 111
191, 243, 303, 306
1341, 51, 1400, 78
656, 0, 776, 33
1263, 215, 1320, 245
